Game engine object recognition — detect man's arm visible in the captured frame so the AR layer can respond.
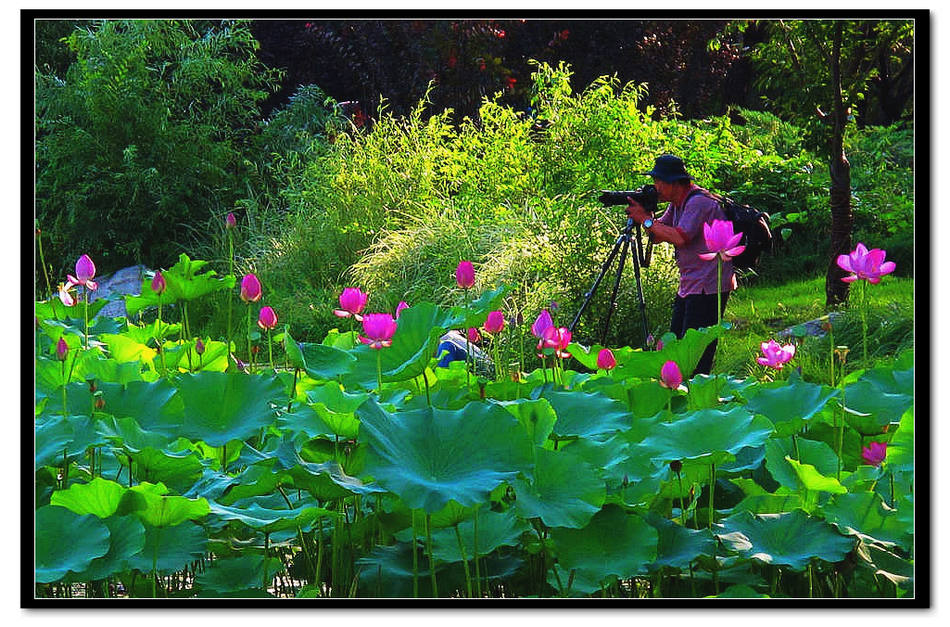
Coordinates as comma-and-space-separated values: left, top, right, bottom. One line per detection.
625, 198, 687, 247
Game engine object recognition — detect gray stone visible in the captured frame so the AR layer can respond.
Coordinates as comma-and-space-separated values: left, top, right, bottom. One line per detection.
90, 265, 147, 318
777, 311, 843, 339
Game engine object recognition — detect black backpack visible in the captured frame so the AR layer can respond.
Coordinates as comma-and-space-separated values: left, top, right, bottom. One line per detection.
686, 189, 773, 271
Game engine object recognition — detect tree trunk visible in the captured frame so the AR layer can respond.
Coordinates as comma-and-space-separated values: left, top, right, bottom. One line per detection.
825, 22, 853, 308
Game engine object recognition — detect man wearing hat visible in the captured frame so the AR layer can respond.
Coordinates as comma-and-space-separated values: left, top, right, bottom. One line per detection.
625, 154, 736, 375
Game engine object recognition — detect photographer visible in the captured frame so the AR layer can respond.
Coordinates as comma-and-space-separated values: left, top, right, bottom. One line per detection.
624, 154, 736, 375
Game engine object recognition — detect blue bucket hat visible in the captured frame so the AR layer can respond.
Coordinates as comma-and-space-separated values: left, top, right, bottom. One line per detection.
642, 154, 694, 183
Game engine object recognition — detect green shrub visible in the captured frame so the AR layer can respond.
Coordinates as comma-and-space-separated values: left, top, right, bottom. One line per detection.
35, 19, 282, 276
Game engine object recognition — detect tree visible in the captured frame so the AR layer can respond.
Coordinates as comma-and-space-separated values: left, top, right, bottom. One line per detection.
741, 19, 914, 307
35, 19, 283, 275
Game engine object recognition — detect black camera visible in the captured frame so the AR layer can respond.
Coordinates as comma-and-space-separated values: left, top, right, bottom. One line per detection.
598, 185, 658, 213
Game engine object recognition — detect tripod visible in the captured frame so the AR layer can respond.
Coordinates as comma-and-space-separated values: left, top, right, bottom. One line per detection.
568, 217, 652, 348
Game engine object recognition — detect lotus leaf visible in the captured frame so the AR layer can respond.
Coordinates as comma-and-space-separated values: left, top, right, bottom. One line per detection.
541, 389, 630, 440
638, 406, 773, 467
511, 447, 606, 529
822, 492, 912, 549
358, 398, 534, 512
643, 511, 716, 571
550, 505, 658, 589
178, 372, 284, 447
764, 437, 839, 492
785, 456, 847, 494
209, 501, 332, 533
744, 377, 838, 437
35, 505, 111, 583
69, 515, 147, 581
50, 477, 128, 518
121, 482, 211, 527
717, 510, 853, 570
195, 555, 285, 593
127, 521, 208, 575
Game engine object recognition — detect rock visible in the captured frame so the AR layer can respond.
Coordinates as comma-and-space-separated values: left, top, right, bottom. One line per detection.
777, 311, 843, 339
90, 265, 147, 318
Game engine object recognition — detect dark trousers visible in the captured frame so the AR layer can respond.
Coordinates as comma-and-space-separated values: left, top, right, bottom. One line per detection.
670, 292, 730, 376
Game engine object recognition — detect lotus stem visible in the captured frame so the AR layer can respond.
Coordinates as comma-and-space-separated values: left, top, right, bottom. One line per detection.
375, 350, 383, 395
708, 462, 716, 529
455, 524, 473, 598
411, 509, 419, 598
473, 505, 482, 597
861, 281, 869, 364
717, 258, 723, 328
36, 225, 52, 298
246, 306, 253, 370
227, 231, 234, 371
83, 291, 89, 350
267, 328, 274, 371
426, 513, 438, 597
287, 367, 299, 413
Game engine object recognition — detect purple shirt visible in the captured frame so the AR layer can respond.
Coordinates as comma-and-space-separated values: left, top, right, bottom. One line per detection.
657, 184, 738, 297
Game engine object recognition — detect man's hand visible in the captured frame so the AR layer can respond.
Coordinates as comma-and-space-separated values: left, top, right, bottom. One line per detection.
625, 197, 653, 225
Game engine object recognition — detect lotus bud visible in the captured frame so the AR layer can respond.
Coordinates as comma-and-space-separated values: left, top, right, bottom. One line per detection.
151, 271, 166, 295
195, 338, 205, 355
55, 337, 68, 361
455, 261, 475, 289
226, 212, 237, 229
240, 273, 262, 303
670, 460, 683, 474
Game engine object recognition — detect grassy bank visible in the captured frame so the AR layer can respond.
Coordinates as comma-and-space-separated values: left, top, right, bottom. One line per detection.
715, 274, 915, 379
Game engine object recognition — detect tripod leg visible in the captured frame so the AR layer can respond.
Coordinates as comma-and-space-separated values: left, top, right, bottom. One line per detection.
600, 235, 630, 346
568, 233, 627, 332
628, 229, 650, 348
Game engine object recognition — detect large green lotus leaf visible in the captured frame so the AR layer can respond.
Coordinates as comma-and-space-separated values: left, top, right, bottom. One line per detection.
566, 343, 638, 372
844, 374, 913, 429
50, 477, 128, 518
123, 319, 181, 346
127, 521, 208, 575
493, 398, 557, 448
125, 254, 235, 315
511, 448, 606, 529
886, 407, 914, 472
278, 405, 345, 441
173, 339, 230, 373
822, 492, 912, 549
540, 389, 630, 440
195, 555, 284, 594
706, 585, 770, 598
183, 468, 239, 501
342, 302, 460, 390
619, 380, 671, 419
427, 509, 530, 563
729, 492, 803, 515
717, 510, 854, 570
178, 372, 283, 447
785, 456, 847, 494
687, 375, 758, 410
34, 415, 76, 470
857, 540, 914, 589
120, 482, 211, 527
612, 326, 724, 380
97, 415, 175, 454
128, 447, 206, 494
358, 398, 534, 512
306, 382, 370, 413
218, 459, 292, 505
764, 437, 839, 492
99, 333, 157, 365
73, 355, 144, 386
69, 515, 146, 581
274, 444, 386, 500
638, 406, 773, 467
744, 378, 838, 437
642, 511, 716, 571
209, 501, 331, 533
96, 379, 184, 436
284, 328, 357, 381
35, 505, 111, 583
560, 433, 632, 486
550, 505, 658, 584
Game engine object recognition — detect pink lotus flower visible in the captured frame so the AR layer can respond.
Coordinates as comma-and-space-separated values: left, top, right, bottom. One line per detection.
659, 360, 683, 389
395, 301, 409, 319
456, 261, 475, 289
151, 271, 166, 295
757, 339, 796, 370
698, 220, 746, 262
467, 327, 481, 343
531, 310, 554, 338
484, 311, 505, 335
55, 337, 68, 361
57, 283, 77, 307
225, 212, 237, 229
334, 287, 368, 320
66, 254, 98, 291
861, 441, 887, 466
240, 273, 262, 303
359, 313, 398, 349
836, 243, 897, 284
258, 306, 278, 330
541, 326, 572, 359
597, 348, 617, 371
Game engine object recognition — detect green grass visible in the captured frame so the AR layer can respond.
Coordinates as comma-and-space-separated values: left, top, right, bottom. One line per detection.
715, 274, 915, 379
